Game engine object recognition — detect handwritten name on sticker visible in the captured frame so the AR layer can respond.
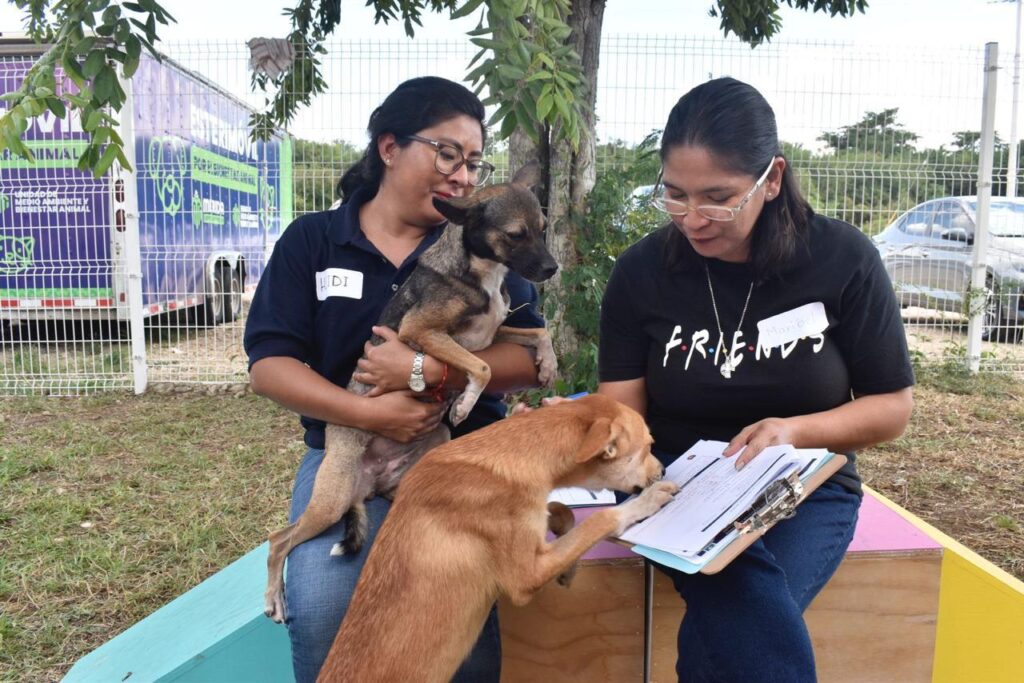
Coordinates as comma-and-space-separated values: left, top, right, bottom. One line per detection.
756, 302, 828, 349
316, 268, 364, 301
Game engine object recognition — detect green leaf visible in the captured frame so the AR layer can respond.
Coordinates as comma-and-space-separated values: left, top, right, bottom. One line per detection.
33, 86, 54, 98
115, 145, 134, 172
61, 54, 87, 88
451, 0, 486, 19
85, 110, 103, 132
94, 143, 122, 177
45, 98, 67, 119
84, 51, 106, 79
94, 67, 117, 102
536, 92, 554, 121
101, 5, 122, 24
553, 92, 571, 124
123, 56, 141, 78
496, 64, 526, 81
115, 20, 131, 44
469, 37, 502, 51
498, 110, 518, 140
73, 37, 98, 54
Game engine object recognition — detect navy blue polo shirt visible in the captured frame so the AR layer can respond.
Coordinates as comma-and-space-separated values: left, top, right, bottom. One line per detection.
244, 187, 546, 448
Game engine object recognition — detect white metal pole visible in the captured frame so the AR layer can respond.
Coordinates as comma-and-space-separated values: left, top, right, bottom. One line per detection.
116, 74, 148, 394
967, 43, 999, 373
1008, 0, 1022, 197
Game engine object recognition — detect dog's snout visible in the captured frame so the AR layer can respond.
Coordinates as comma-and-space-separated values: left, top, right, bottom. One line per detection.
538, 260, 558, 281
632, 485, 644, 495
522, 254, 558, 283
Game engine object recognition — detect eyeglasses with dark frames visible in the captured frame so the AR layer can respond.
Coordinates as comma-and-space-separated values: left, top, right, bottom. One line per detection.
402, 134, 495, 186
651, 156, 777, 221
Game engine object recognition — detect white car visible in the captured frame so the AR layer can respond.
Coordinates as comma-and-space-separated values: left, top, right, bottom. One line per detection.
872, 196, 1024, 341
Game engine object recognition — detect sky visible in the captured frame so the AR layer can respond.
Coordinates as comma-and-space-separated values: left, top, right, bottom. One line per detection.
1, 1, 1021, 150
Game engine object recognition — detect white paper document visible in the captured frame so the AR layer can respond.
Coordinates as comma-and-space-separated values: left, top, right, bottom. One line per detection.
548, 487, 617, 507
618, 440, 827, 560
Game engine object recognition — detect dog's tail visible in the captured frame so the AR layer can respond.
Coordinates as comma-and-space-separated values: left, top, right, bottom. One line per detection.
330, 502, 370, 557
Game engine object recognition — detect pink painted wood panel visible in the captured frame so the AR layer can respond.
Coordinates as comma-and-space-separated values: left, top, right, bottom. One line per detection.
572, 490, 940, 562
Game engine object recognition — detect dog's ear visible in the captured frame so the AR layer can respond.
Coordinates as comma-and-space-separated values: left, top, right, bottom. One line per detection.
510, 161, 541, 190
574, 417, 624, 463
432, 196, 471, 225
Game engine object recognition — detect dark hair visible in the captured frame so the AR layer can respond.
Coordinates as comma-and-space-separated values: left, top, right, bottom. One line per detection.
336, 76, 487, 201
660, 77, 813, 280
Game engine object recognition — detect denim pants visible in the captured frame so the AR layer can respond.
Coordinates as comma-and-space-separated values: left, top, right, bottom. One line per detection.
283, 448, 502, 683
661, 480, 862, 683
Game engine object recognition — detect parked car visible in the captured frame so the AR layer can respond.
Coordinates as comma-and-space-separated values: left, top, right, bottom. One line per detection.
628, 184, 656, 209
872, 196, 1024, 341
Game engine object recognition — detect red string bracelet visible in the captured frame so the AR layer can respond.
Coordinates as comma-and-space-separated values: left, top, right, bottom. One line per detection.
431, 363, 449, 403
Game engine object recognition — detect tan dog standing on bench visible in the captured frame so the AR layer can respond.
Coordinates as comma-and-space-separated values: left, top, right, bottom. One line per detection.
264, 163, 559, 623
317, 394, 679, 682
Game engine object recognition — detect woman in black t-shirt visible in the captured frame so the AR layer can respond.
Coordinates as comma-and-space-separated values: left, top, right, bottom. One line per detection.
598, 78, 914, 681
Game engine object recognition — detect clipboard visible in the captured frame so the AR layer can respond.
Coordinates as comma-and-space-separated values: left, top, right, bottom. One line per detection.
624, 452, 847, 575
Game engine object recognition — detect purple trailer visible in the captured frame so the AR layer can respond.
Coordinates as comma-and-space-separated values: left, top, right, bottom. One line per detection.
0, 36, 292, 327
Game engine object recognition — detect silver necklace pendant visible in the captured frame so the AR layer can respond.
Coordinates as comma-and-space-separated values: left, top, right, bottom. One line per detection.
705, 264, 754, 382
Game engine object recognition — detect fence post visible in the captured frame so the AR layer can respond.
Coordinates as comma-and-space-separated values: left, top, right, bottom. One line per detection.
1009, 1, 1022, 198
966, 43, 999, 373
116, 74, 148, 394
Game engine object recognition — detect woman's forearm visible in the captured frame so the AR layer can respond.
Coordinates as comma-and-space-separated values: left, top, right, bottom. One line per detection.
788, 388, 914, 452
249, 356, 370, 429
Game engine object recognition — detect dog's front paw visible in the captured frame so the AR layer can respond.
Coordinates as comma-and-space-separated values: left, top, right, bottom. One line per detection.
533, 336, 557, 388
449, 388, 482, 426
264, 588, 287, 623
616, 480, 679, 534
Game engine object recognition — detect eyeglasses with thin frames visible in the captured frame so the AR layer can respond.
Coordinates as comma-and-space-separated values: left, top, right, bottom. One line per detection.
402, 134, 495, 187
651, 156, 777, 221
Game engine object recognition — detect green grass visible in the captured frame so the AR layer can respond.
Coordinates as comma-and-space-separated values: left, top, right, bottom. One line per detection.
2, 371, 1023, 680
0, 393, 302, 681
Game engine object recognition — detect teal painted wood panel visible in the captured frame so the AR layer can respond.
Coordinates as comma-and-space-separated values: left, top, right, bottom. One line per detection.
64, 543, 294, 683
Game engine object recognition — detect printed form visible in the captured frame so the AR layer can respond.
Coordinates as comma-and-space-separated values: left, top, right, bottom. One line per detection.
619, 440, 825, 558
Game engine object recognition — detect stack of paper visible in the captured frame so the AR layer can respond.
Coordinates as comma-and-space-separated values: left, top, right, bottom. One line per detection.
618, 440, 827, 562
548, 487, 617, 507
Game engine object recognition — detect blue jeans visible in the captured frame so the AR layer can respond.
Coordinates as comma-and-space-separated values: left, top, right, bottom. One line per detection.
283, 448, 502, 683
661, 480, 861, 683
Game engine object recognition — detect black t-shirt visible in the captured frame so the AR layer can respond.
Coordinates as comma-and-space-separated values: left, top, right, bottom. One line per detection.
244, 187, 546, 448
599, 214, 915, 494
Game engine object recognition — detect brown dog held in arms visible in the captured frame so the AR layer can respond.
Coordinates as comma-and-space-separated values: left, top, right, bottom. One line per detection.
316, 394, 679, 683
264, 163, 559, 623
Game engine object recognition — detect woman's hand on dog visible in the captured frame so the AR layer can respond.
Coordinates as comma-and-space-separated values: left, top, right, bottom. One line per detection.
361, 390, 445, 442
354, 326, 440, 397
509, 395, 571, 416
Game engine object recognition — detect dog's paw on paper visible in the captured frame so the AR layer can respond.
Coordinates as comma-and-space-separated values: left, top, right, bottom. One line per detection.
617, 480, 679, 533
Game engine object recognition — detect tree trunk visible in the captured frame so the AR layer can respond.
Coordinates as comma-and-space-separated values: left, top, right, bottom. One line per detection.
543, 0, 605, 362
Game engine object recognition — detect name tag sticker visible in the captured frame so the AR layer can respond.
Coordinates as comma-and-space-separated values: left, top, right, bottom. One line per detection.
316, 268, 364, 301
756, 302, 828, 348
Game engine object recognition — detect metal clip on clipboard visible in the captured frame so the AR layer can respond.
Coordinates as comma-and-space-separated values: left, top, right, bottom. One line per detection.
732, 472, 805, 535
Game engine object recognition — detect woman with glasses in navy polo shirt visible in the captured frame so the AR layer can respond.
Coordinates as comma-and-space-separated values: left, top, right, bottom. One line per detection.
244, 76, 547, 683
597, 77, 915, 681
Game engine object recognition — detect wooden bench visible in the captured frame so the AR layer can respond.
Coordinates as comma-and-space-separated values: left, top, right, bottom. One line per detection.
65, 488, 1024, 682
498, 489, 945, 682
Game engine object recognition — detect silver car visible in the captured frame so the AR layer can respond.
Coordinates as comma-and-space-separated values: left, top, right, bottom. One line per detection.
872, 196, 1024, 341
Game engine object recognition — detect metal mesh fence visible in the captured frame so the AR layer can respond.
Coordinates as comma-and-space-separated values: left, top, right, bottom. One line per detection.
1, 35, 1021, 395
